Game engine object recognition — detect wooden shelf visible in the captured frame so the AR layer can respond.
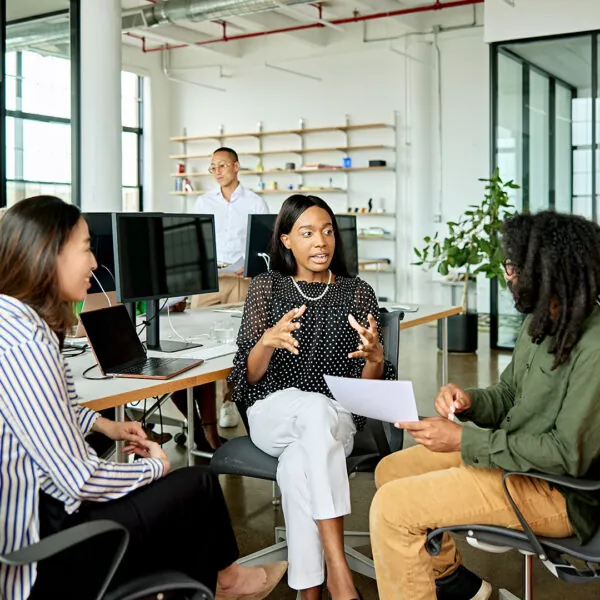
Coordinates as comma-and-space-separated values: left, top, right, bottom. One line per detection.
358, 235, 395, 241
171, 166, 392, 177
337, 212, 395, 217
359, 266, 396, 274
260, 188, 346, 194
169, 144, 393, 160
170, 188, 347, 196
170, 123, 394, 143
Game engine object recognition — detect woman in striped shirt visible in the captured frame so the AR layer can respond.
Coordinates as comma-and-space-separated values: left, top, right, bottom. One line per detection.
0, 196, 286, 600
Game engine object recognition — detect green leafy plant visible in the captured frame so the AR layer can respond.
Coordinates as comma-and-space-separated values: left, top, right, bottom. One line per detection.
413, 168, 518, 312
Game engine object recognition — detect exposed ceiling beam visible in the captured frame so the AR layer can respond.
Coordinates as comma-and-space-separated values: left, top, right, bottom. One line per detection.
230, 11, 328, 47
126, 23, 242, 57
274, 3, 344, 32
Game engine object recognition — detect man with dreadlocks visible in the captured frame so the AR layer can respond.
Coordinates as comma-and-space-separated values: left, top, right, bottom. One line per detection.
369, 211, 600, 600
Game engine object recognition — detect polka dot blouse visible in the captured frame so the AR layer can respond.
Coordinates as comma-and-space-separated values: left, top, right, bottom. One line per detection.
228, 271, 396, 430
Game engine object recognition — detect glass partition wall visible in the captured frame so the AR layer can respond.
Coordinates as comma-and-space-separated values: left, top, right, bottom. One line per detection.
490, 32, 598, 350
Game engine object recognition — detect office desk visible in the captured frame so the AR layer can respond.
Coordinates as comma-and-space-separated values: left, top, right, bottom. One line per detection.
71, 309, 239, 462
72, 303, 460, 462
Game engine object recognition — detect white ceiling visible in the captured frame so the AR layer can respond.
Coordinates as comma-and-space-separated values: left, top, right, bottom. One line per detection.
504, 36, 593, 90
7, 0, 68, 23
6, 0, 431, 57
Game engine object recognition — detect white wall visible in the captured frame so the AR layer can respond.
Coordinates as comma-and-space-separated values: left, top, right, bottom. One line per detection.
485, 0, 600, 43
127, 6, 490, 307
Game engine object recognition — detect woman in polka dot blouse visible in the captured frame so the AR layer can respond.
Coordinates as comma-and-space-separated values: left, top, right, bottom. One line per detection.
229, 194, 395, 600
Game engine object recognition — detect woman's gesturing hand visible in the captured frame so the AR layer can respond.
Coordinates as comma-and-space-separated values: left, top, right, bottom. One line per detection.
348, 313, 384, 365
261, 305, 307, 355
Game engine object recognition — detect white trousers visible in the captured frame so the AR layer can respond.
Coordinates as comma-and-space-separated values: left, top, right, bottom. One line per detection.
247, 388, 357, 590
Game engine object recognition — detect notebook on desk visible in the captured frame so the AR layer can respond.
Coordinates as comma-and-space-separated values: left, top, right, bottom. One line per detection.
79, 305, 204, 380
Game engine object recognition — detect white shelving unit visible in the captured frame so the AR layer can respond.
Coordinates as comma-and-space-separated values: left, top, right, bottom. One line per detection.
169, 116, 398, 300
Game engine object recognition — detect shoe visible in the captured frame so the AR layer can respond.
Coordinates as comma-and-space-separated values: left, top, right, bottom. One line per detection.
219, 400, 240, 428
144, 428, 173, 446
215, 561, 287, 600
436, 565, 492, 600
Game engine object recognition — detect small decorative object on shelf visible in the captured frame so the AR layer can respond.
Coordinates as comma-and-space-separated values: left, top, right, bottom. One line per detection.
183, 178, 193, 193
369, 159, 387, 167
268, 181, 278, 190
367, 198, 373, 213
343, 157, 352, 168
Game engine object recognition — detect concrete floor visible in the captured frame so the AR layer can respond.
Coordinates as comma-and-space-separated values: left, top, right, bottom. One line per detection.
157, 323, 600, 600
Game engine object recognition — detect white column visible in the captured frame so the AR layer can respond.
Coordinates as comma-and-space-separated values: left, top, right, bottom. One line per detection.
398, 39, 434, 303
80, 0, 122, 212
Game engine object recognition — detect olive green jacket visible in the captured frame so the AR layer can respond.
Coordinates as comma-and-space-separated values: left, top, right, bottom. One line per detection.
461, 308, 600, 543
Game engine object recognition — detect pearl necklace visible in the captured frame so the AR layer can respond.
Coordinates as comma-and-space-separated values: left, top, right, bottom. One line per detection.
291, 269, 332, 301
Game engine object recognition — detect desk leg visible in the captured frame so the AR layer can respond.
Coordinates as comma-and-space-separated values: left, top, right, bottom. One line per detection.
441, 317, 449, 386
187, 387, 195, 467
115, 404, 126, 463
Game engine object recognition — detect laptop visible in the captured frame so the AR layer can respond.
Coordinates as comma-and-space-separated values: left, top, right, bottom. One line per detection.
79, 304, 204, 380
68, 291, 119, 339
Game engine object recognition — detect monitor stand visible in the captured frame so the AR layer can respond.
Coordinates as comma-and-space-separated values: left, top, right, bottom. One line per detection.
145, 299, 203, 353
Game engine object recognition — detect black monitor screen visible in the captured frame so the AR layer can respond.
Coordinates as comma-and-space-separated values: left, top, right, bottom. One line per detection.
84, 213, 116, 293
113, 213, 219, 303
335, 215, 359, 277
244, 213, 358, 278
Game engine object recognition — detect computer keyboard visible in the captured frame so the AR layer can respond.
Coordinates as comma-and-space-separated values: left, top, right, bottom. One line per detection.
178, 343, 238, 362
118, 357, 181, 375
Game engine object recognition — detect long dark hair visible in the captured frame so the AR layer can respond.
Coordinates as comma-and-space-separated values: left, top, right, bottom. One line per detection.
270, 194, 350, 277
502, 210, 600, 369
0, 196, 82, 341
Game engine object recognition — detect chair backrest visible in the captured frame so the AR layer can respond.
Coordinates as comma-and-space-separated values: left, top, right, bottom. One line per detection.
347, 309, 403, 471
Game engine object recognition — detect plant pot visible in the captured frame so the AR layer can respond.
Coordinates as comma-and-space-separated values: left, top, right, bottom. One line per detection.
437, 313, 478, 353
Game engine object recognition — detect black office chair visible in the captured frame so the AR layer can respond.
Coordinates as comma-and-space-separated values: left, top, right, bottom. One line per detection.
426, 471, 600, 600
1, 519, 212, 600
210, 309, 403, 580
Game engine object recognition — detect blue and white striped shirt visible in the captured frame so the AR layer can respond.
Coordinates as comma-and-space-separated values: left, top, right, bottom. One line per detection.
0, 295, 165, 600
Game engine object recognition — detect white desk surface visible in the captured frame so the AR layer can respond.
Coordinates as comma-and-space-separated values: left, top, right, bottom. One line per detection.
72, 303, 460, 411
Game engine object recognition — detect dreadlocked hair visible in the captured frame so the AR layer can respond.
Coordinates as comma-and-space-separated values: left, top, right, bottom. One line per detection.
502, 211, 600, 369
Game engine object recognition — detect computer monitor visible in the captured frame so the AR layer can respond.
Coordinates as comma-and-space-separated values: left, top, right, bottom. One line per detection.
244, 213, 358, 278
113, 213, 219, 352
83, 212, 116, 294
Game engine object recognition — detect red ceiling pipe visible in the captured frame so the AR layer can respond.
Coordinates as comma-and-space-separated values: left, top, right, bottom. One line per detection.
135, 0, 483, 53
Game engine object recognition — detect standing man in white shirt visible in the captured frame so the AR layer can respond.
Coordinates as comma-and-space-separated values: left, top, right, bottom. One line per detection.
171, 147, 269, 444
191, 147, 268, 306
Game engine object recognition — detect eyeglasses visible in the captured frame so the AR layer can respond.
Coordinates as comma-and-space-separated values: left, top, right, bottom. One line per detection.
503, 259, 518, 277
208, 162, 234, 174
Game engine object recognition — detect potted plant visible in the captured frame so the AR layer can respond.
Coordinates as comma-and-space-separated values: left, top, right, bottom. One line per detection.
413, 168, 518, 352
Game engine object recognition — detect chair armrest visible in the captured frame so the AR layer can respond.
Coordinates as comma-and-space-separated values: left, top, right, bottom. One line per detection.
509, 470, 600, 492
0, 520, 128, 567
366, 419, 391, 458
104, 570, 213, 600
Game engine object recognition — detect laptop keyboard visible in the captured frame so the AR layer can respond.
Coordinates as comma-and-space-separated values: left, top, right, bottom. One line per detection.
117, 357, 182, 376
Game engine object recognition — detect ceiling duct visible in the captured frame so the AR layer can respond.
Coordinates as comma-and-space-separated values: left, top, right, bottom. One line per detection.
141, 0, 314, 27
6, 0, 313, 51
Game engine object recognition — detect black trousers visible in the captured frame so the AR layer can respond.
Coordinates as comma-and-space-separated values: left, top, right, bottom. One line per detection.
30, 466, 239, 598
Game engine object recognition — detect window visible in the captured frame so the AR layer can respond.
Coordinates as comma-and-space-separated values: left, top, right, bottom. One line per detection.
121, 71, 144, 212
4, 49, 144, 211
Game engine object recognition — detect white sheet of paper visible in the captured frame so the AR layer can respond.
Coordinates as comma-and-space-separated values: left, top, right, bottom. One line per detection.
324, 375, 419, 423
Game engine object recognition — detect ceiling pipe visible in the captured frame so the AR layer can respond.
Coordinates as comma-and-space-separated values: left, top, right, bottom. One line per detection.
141, 0, 314, 27
6, 0, 314, 51
137, 0, 484, 52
